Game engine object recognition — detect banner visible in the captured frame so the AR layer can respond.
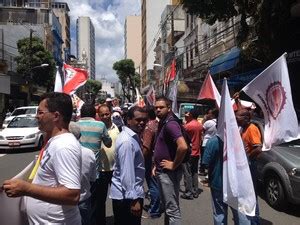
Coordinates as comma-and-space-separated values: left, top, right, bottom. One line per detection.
197, 71, 221, 107
168, 80, 178, 114
242, 53, 298, 150
146, 85, 156, 106
71, 94, 85, 117
217, 79, 256, 216
63, 63, 88, 95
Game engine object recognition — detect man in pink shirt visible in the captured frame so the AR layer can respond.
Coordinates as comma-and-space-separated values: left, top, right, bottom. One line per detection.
183, 109, 203, 198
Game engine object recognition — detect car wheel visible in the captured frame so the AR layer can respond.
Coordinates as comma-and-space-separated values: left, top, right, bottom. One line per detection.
37, 137, 44, 150
265, 174, 286, 209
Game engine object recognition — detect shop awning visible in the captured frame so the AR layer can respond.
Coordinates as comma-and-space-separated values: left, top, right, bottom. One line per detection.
216, 68, 264, 87
210, 47, 240, 75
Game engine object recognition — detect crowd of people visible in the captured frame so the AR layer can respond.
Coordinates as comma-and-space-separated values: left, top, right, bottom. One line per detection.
2, 92, 263, 225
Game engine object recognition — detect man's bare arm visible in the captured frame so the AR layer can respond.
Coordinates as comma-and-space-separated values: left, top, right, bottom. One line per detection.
3, 179, 80, 205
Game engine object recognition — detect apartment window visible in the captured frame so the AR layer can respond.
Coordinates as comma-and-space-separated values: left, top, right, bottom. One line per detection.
190, 15, 194, 30
203, 35, 208, 51
186, 14, 189, 29
212, 28, 217, 45
194, 40, 198, 56
190, 44, 193, 66
186, 47, 189, 68
223, 21, 230, 39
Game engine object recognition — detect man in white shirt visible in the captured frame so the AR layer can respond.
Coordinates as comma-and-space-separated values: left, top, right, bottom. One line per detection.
3, 92, 82, 225
69, 121, 96, 225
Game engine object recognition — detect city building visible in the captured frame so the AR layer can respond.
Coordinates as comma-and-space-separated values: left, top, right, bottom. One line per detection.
76, 16, 95, 79
124, 15, 142, 72
52, 1, 71, 62
141, 0, 180, 87
100, 79, 115, 98
0, 0, 63, 113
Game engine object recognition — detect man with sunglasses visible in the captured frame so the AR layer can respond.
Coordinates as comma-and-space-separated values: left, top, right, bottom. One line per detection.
3, 92, 82, 225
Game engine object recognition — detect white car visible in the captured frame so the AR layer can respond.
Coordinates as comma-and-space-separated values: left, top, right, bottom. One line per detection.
0, 115, 44, 150
2, 106, 38, 129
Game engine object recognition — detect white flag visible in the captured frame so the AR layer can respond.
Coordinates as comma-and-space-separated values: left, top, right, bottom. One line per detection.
54, 66, 63, 92
217, 79, 256, 216
135, 88, 145, 107
242, 53, 298, 150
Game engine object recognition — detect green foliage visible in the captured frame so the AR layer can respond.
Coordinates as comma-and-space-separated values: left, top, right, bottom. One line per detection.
15, 37, 55, 88
85, 79, 102, 96
113, 59, 141, 102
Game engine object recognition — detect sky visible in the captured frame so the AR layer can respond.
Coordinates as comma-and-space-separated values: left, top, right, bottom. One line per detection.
65, 0, 141, 83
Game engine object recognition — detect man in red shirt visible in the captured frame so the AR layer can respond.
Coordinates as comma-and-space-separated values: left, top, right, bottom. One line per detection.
183, 109, 203, 198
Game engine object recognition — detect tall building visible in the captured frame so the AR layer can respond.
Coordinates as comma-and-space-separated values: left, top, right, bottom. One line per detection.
141, 0, 180, 87
52, 1, 71, 62
76, 17, 95, 79
124, 15, 141, 72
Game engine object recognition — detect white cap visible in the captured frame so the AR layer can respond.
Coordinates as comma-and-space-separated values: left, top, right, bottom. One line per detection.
106, 98, 112, 102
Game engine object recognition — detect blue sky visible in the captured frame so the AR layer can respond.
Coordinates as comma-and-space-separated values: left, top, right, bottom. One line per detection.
65, 0, 141, 82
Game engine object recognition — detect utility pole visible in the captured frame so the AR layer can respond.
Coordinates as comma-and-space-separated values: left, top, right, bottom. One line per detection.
27, 29, 35, 105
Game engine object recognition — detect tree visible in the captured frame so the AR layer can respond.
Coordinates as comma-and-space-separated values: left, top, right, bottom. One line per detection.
15, 37, 56, 89
85, 79, 102, 96
113, 59, 140, 102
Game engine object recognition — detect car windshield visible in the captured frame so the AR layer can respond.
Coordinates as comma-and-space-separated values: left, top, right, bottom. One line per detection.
8, 117, 38, 128
11, 108, 37, 116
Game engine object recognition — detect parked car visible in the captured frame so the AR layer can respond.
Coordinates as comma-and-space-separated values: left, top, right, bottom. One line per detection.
2, 106, 38, 129
0, 115, 44, 150
256, 137, 300, 209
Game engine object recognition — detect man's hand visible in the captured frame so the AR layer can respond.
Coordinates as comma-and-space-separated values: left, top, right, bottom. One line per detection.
160, 159, 175, 171
152, 165, 156, 176
2, 179, 30, 198
130, 199, 142, 217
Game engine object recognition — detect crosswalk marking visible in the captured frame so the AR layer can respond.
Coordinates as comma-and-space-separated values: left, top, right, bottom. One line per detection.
0, 154, 6, 158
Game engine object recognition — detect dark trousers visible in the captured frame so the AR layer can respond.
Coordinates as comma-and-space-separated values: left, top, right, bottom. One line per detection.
145, 158, 161, 217
112, 198, 143, 225
199, 147, 206, 172
91, 171, 113, 225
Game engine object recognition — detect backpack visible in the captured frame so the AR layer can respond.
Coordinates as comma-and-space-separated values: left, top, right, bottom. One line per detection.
163, 117, 192, 163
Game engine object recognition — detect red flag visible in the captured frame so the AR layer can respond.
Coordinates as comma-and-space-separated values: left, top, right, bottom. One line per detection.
169, 59, 176, 81
197, 71, 221, 107
146, 85, 156, 105
63, 63, 88, 95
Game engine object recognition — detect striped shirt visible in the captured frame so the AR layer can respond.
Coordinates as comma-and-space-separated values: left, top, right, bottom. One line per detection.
77, 117, 111, 173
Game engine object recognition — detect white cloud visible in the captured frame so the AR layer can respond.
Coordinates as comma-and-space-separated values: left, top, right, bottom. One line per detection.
64, 0, 141, 82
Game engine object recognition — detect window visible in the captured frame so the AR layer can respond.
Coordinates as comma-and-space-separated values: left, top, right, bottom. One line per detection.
203, 35, 208, 51
194, 40, 198, 56
186, 14, 189, 29
190, 44, 193, 66
186, 47, 189, 68
212, 28, 217, 45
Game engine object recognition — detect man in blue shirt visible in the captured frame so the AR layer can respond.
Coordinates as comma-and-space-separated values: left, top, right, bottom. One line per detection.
203, 135, 250, 225
110, 106, 148, 225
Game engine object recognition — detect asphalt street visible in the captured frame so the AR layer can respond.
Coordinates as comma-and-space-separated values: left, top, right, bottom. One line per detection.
1, 151, 300, 225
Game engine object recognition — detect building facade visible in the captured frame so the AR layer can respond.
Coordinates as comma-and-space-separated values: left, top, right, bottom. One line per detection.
124, 15, 141, 72
76, 16, 95, 79
141, 0, 180, 87
52, 1, 71, 62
